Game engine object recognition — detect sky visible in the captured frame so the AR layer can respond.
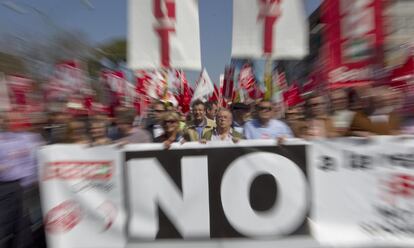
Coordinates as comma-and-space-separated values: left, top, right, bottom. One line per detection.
0, 0, 321, 82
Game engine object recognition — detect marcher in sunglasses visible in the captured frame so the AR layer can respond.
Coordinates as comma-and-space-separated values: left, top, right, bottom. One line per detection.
243, 100, 293, 140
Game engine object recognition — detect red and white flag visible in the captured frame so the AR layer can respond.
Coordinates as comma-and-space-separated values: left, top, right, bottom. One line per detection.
45, 60, 90, 101
283, 82, 302, 107
209, 84, 220, 102
277, 71, 288, 91
238, 63, 256, 91
135, 69, 166, 99
232, 0, 308, 59
102, 70, 137, 108
128, 0, 201, 70
176, 77, 192, 113
7, 75, 33, 107
192, 69, 214, 102
238, 63, 258, 100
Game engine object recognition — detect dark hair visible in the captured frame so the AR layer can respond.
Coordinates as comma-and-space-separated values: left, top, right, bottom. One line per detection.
191, 99, 205, 109
205, 101, 218, 111
255, 100, 271, 109
151, 100, 166, 109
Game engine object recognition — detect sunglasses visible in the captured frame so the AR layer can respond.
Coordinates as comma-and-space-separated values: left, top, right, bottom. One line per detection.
310, 102, 324, 107
164, 119, 178, 124
257, 106, 272, 111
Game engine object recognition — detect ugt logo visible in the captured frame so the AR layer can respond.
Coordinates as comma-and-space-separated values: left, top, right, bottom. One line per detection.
257, 0, 282, 55
153, 0, 176, 68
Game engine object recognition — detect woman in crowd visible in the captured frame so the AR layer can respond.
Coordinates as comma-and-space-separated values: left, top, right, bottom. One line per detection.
154, 111, 184, 148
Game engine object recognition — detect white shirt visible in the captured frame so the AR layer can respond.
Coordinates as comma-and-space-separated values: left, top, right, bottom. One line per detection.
211, 129, 235, 142
333, 110, 355, 129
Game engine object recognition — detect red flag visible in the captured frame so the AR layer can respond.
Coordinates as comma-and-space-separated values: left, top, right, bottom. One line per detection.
278, 71, 288, 92
209, 84, 220, 102
283, 82, 303, 107
168, 70, 192, 114
6, 75, 33, 106
238, 63, 257, 100
176, 81, 192, 114
303, 75, 318, 94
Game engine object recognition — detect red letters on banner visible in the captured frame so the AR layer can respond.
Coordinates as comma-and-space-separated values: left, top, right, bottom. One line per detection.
257, 0, 282, 55
153, 0, 176, 68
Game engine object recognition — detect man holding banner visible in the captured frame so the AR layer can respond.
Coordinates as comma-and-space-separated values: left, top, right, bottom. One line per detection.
244, 100, 293, 140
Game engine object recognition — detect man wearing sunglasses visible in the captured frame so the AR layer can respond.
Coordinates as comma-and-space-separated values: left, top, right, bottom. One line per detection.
244, 100, 293, 140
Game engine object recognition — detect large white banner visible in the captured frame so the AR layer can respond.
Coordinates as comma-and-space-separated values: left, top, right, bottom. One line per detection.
232, 0, 308, 59
310, 137, 414, 247
128, 0, 202, 70
38, 139, 414, 248
39, 141, 321, 248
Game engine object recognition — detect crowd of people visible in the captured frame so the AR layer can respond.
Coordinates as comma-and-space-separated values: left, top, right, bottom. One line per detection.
0, 83, 411, 247
0, 85, 410, 149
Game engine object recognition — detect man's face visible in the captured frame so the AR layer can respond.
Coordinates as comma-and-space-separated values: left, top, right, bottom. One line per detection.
216, 110, 232, 129
206, 104, 218, 120
192, 104, 206, 122
233, 109, 250, 124
257, 101, 273, 122
152, 103, 166, 122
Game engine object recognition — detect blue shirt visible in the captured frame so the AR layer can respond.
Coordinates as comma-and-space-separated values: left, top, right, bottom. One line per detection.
243, 119, 293, 140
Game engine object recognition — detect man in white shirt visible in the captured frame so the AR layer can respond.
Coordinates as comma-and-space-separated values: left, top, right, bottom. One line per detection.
204, 108, 243, 143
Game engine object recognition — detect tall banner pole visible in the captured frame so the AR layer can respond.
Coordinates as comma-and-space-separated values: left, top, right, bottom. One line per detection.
264, 55, 273, 101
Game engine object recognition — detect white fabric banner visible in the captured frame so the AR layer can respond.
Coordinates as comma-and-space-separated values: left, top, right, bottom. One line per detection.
38, 138, 414, 248
232, 0, 308, 59
38, 145, 126, 248
128, 0, 202, 70
310, 137, 414, 247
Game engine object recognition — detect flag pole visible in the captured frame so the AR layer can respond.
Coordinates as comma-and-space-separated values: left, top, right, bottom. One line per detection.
264, 54, 273, 101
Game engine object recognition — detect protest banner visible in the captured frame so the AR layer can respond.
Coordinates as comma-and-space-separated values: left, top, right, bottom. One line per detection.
38, 145, 126, 248
39, 141, 316, 247
322, 0, 385, 88
128, 0, 202, 70
38, 138, 414, 248
310, 136, 414, 247
232, 0, 308, 59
